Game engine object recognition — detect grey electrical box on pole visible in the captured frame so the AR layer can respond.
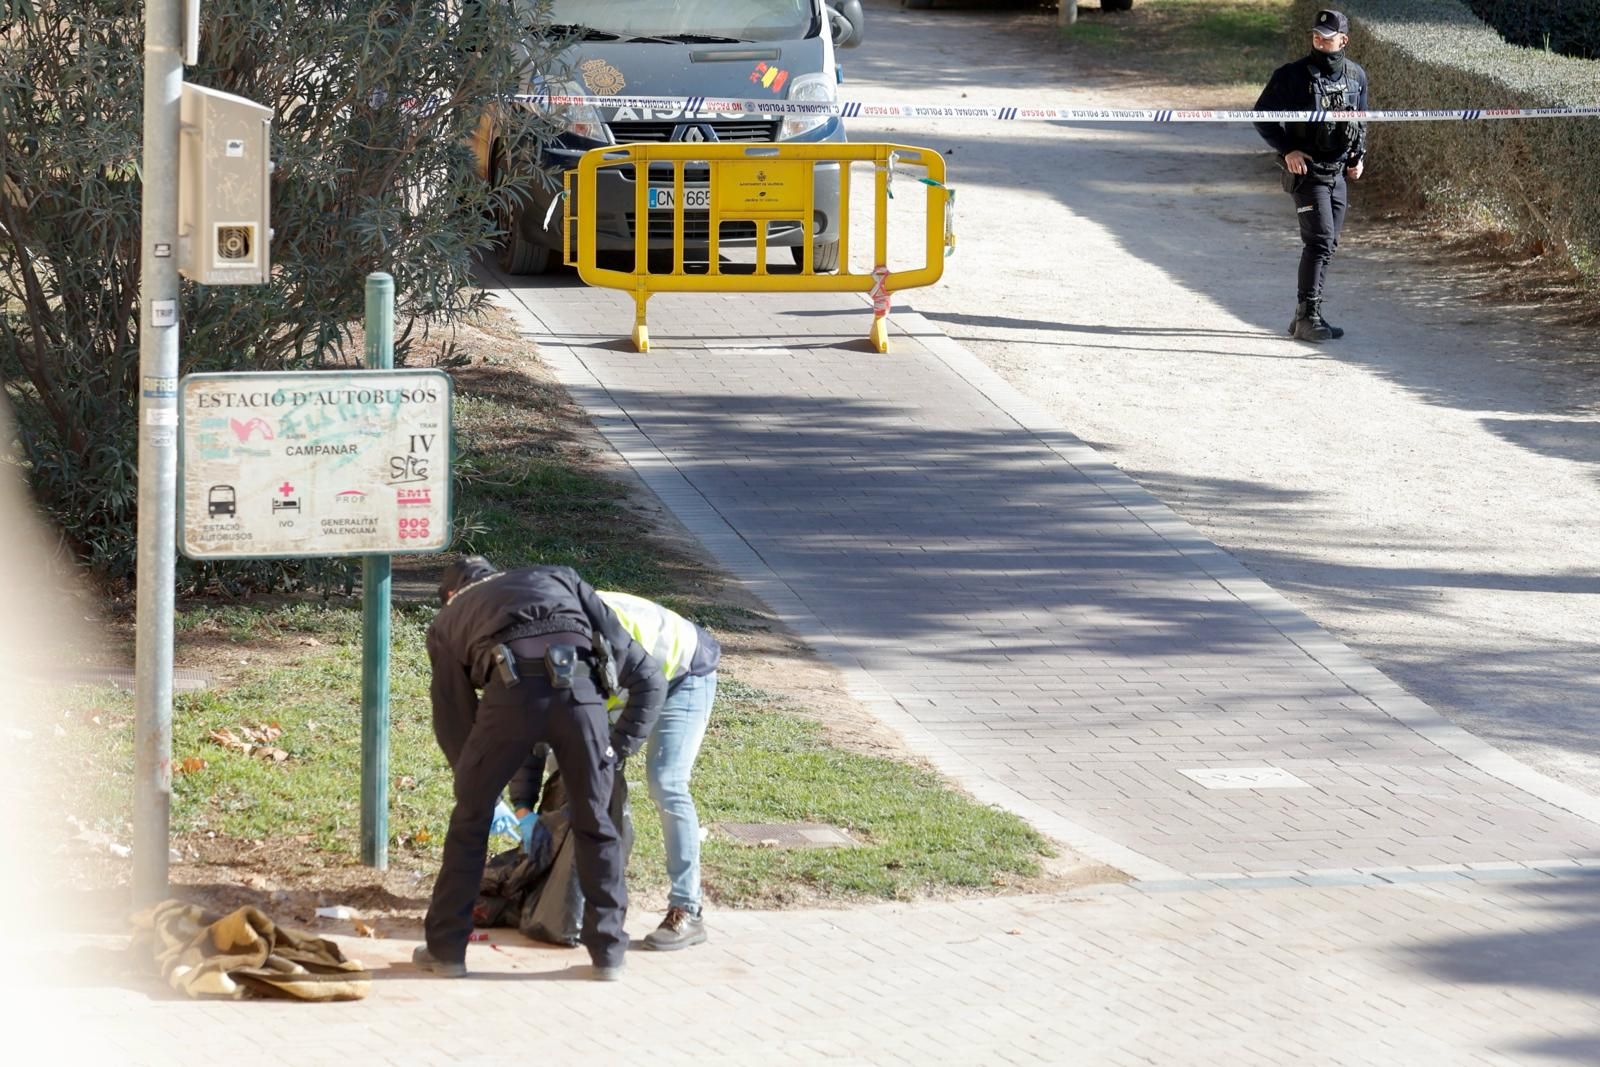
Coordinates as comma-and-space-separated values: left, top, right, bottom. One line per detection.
178, 84, 272, 285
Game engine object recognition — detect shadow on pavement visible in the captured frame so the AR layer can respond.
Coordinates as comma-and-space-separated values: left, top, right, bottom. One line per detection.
1404, 875, 1600, 1058
1118, 465, 1600, 760
1479, 417, 1600, 483
916, 308, 1280, 340
587, 385, 1382, 658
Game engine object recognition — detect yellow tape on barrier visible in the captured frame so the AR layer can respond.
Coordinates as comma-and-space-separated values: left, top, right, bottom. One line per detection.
567, 143, 951, 354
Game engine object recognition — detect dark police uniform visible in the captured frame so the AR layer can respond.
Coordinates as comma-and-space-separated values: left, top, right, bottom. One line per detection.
423, 563, 665, 970
1253, 44, 1369, 337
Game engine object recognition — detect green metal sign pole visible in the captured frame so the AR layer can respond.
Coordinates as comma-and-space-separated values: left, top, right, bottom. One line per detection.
359, 272, 394, 869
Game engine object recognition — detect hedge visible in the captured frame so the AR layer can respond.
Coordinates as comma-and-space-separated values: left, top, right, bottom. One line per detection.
1466, 1, 1600, 60
1287, 0, 1600, 275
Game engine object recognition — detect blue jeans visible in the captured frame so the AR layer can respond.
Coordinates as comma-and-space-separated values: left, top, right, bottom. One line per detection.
646, 671, 715, 913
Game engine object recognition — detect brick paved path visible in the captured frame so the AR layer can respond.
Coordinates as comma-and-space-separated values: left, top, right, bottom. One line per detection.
34, 872, 1600, 1066
491, 279, 1600, 883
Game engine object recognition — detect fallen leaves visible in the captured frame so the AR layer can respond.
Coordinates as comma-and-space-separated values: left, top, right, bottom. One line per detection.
206, 721, 289, 762
176, 756, 208, 775
397, 827, 433, 850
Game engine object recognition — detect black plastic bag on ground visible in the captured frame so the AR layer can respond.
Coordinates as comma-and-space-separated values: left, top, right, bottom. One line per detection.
471, 807, 565, 933
519, 807, 583, 946
471, 764, 633, 948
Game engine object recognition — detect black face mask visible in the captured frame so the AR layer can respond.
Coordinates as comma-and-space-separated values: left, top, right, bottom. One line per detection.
1310, 48, 1346, 76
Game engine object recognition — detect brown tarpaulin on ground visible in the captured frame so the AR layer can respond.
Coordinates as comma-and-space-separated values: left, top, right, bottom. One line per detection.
132, 900, 371, 1001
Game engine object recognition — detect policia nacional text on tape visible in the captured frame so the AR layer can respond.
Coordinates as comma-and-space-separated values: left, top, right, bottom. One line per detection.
517, 92, 1600, 125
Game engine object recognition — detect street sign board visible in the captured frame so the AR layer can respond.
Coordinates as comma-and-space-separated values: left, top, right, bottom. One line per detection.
179, 369, 452, 559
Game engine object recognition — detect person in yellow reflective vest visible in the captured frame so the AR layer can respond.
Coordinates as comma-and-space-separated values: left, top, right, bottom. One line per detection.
510, 590, 721, 950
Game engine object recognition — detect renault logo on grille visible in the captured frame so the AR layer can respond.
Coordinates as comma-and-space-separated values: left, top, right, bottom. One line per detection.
678, 125, 713, 143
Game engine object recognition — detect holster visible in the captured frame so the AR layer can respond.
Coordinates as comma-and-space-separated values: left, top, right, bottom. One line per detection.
592, 633, 621, 697
492, 644, 520, 688
1277, 158, 1303, 194
543, 644, 578, 689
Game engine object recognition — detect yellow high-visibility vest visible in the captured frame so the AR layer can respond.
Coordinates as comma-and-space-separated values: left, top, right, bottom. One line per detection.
598, 591, 700, 710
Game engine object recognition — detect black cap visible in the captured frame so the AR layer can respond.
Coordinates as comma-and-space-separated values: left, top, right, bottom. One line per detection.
437, 554, 498, 605
1314, 9, 1349, 36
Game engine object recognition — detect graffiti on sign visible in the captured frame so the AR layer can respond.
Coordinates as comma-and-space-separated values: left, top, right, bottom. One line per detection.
180, 370, 452, 559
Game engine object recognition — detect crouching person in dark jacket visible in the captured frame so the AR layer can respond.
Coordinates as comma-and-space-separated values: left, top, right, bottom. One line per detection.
414, 555, 664, 982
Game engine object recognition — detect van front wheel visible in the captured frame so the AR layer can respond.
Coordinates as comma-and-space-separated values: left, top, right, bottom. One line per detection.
498, 212, 554, 275
493, 145, 556, 275
793, 241, 840, 273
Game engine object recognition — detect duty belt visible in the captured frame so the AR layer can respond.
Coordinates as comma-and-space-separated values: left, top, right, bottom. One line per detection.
507, 632, 593, 662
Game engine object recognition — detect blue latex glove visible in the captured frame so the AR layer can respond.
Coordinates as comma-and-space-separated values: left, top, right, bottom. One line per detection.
490, 800, 520, 839
518, 811, 537, 854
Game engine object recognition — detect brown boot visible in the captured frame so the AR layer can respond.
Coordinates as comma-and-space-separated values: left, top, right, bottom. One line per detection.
642, 906, 707, 951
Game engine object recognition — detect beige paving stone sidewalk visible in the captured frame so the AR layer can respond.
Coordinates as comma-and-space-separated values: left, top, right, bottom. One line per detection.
26, 874, 1600, 1066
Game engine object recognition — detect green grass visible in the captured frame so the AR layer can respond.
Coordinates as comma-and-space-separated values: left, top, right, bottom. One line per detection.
1195, 8, 1281, 48
1060, 0, 1295, 91
1058, 20, 1119, 46
60, 363, 1055, 904
67, 607, 448, 859
174, 601, 368, 642
63, 653, 1049, 904
630, 678, 1049, 903
448, 392, 675, 596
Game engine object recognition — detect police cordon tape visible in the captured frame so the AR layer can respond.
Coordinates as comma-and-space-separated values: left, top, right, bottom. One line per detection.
515, 92, 1600, 124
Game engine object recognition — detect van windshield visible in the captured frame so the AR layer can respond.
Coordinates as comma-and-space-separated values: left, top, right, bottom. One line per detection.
545, 0, 818, 43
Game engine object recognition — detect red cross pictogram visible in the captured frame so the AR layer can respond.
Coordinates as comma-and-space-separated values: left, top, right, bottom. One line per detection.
278, 482, 295, 497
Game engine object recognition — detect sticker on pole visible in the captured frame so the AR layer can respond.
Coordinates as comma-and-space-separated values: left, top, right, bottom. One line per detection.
179, 370, 452, 559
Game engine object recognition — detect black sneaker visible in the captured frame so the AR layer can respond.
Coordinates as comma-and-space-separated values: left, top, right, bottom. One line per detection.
643, 906, 707, 951
591, 961, 625, 981
412, 945, 467, 979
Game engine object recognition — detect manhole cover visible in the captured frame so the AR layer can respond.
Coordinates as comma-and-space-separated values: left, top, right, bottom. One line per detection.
1179, 766, 1311, 790
716, 822, 859, 849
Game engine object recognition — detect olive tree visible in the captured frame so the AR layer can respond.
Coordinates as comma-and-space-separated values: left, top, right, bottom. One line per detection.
0, 0, 565, 591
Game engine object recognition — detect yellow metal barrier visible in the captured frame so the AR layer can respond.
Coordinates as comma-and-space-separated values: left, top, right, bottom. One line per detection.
562, 143, 952, 353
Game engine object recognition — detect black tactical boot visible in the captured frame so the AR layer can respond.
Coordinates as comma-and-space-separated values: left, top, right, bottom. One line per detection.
1290, 299, 1342, 342
1312, 297, 1345, 339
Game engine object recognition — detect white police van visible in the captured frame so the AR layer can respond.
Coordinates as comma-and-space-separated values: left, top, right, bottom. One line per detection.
476, 0, 865, 274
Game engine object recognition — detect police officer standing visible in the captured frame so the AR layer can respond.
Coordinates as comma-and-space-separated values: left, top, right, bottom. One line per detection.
413, 555, 665, 981
1254, 9, 1370, 342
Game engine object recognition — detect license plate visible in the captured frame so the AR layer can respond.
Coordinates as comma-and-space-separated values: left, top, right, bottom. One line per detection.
648, 185, 710, 211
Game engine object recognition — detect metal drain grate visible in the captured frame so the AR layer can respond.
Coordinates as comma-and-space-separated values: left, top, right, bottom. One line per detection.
33, 666, 214, 693
716, 822, 859, 849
